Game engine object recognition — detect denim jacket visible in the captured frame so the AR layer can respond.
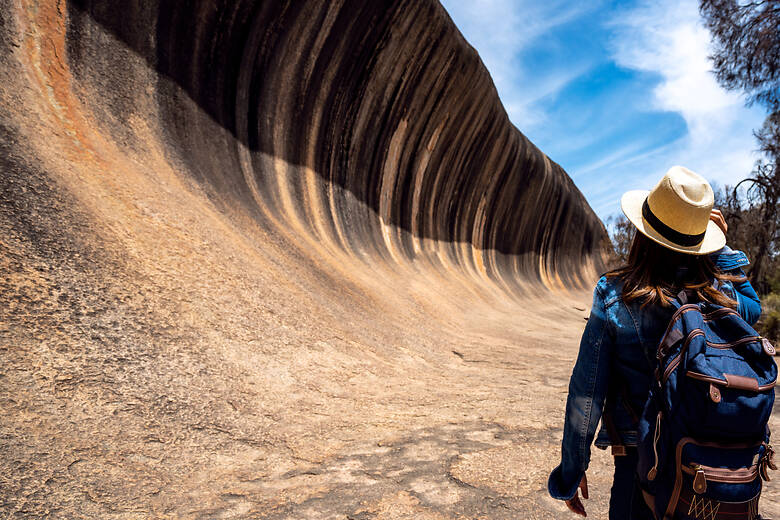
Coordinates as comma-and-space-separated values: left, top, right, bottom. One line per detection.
548, 246, 761, 501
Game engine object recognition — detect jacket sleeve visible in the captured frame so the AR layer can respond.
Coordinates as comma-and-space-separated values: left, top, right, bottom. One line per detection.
732, 276, 762, 326
711, 247, 762, 325
548, 281, 614, 500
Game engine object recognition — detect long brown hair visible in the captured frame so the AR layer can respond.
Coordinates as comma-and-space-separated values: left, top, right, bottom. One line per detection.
606, 233, 743, 308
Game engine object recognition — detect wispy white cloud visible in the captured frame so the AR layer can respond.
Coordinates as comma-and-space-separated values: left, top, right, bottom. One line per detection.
441, 0, 597, 128
575, 139, 674, 177
605, 0, 764, 189
441, 0, 765, 221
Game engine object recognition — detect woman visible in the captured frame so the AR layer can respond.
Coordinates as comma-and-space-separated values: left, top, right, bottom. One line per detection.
547, 166, 762, 518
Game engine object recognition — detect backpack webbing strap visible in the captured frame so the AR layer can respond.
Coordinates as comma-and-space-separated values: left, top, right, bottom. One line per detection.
675, 279, 721, 307
641, 489, 659, 520
602, 409, 626, 457
620, 386, 640, 424
658, 328, 684, 360
603, 379, 636, 457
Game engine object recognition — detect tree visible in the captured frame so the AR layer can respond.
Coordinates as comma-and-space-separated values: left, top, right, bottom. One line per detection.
756, 110, 780, 158
605, 214, 635, 268
713, 183, 777, 280
700, 0, 780, 293
699, 0, 780, 111
735, 163, 779, 292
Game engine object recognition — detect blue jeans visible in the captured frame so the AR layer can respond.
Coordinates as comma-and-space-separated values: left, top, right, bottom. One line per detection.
610, 449, 655, 520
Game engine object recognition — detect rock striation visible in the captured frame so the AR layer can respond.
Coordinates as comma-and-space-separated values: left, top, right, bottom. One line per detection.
0, 1, 622, 518
62, 0, 606, 287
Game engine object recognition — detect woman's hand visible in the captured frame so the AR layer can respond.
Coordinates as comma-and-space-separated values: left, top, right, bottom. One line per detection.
565, 474, 589, 517
710, 209, 728, 235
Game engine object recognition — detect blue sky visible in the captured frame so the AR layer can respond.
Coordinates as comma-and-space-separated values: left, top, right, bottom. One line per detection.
439, 0, 766, 223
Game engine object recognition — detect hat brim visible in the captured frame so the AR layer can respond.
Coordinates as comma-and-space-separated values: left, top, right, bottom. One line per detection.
620, 190, 726, 255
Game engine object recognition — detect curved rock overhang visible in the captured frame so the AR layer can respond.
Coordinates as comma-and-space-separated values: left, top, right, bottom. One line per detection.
0, 0, 610, 517
60, 0, 607, 291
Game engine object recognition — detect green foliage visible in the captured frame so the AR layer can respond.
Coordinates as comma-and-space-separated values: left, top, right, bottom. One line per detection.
757, 291, 780, 344
758, 266, 780, 344
769, 267, 780, 294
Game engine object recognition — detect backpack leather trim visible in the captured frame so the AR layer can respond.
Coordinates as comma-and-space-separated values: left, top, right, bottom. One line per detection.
682, 462, 759, 484
657, 305, 699, 357
656, 306, 739, 360
687, 371, 776, 392
662, 330, 705, 383
665, 438, 764, 520
677, 489, 760, 520
706, 335, 761, 350
709, 383, 721, 403
762, 338, 776, 356
665, 438, 693, 519
725, 373, 761, 392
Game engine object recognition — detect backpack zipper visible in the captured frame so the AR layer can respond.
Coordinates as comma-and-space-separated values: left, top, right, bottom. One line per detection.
690, 464, 707, 493
683, 462, 758, 490
647, 411, 662, 480
706, 335, 760, 349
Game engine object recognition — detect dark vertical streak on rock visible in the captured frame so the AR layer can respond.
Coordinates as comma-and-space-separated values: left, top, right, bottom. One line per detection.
65, 0, 606, 286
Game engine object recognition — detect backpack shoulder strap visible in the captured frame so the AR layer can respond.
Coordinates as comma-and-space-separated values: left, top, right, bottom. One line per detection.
602, 404, 627, 456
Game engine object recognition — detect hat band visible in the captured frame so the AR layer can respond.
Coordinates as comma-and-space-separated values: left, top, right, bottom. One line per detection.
641, 199, 705, 247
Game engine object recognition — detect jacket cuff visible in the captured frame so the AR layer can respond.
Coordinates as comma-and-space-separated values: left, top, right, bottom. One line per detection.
710, 246, 750, 271
548, 463, 582, 500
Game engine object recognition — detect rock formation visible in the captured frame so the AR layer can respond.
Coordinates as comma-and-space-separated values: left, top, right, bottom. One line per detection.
0, 1, 675, 518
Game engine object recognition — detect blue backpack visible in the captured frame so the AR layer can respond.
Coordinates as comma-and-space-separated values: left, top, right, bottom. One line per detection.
636, 289, 777, 519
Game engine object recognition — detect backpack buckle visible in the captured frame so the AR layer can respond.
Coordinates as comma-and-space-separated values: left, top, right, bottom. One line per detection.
760, 443, 776, 481
612, 445, 627, 457
761, 337, 776, 356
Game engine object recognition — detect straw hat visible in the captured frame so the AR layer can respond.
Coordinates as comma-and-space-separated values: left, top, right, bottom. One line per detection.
621, 166, 726, 255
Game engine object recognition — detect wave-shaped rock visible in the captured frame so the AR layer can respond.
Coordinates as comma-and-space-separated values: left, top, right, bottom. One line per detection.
0, 0, 608, 517
62, 0, 606, 287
